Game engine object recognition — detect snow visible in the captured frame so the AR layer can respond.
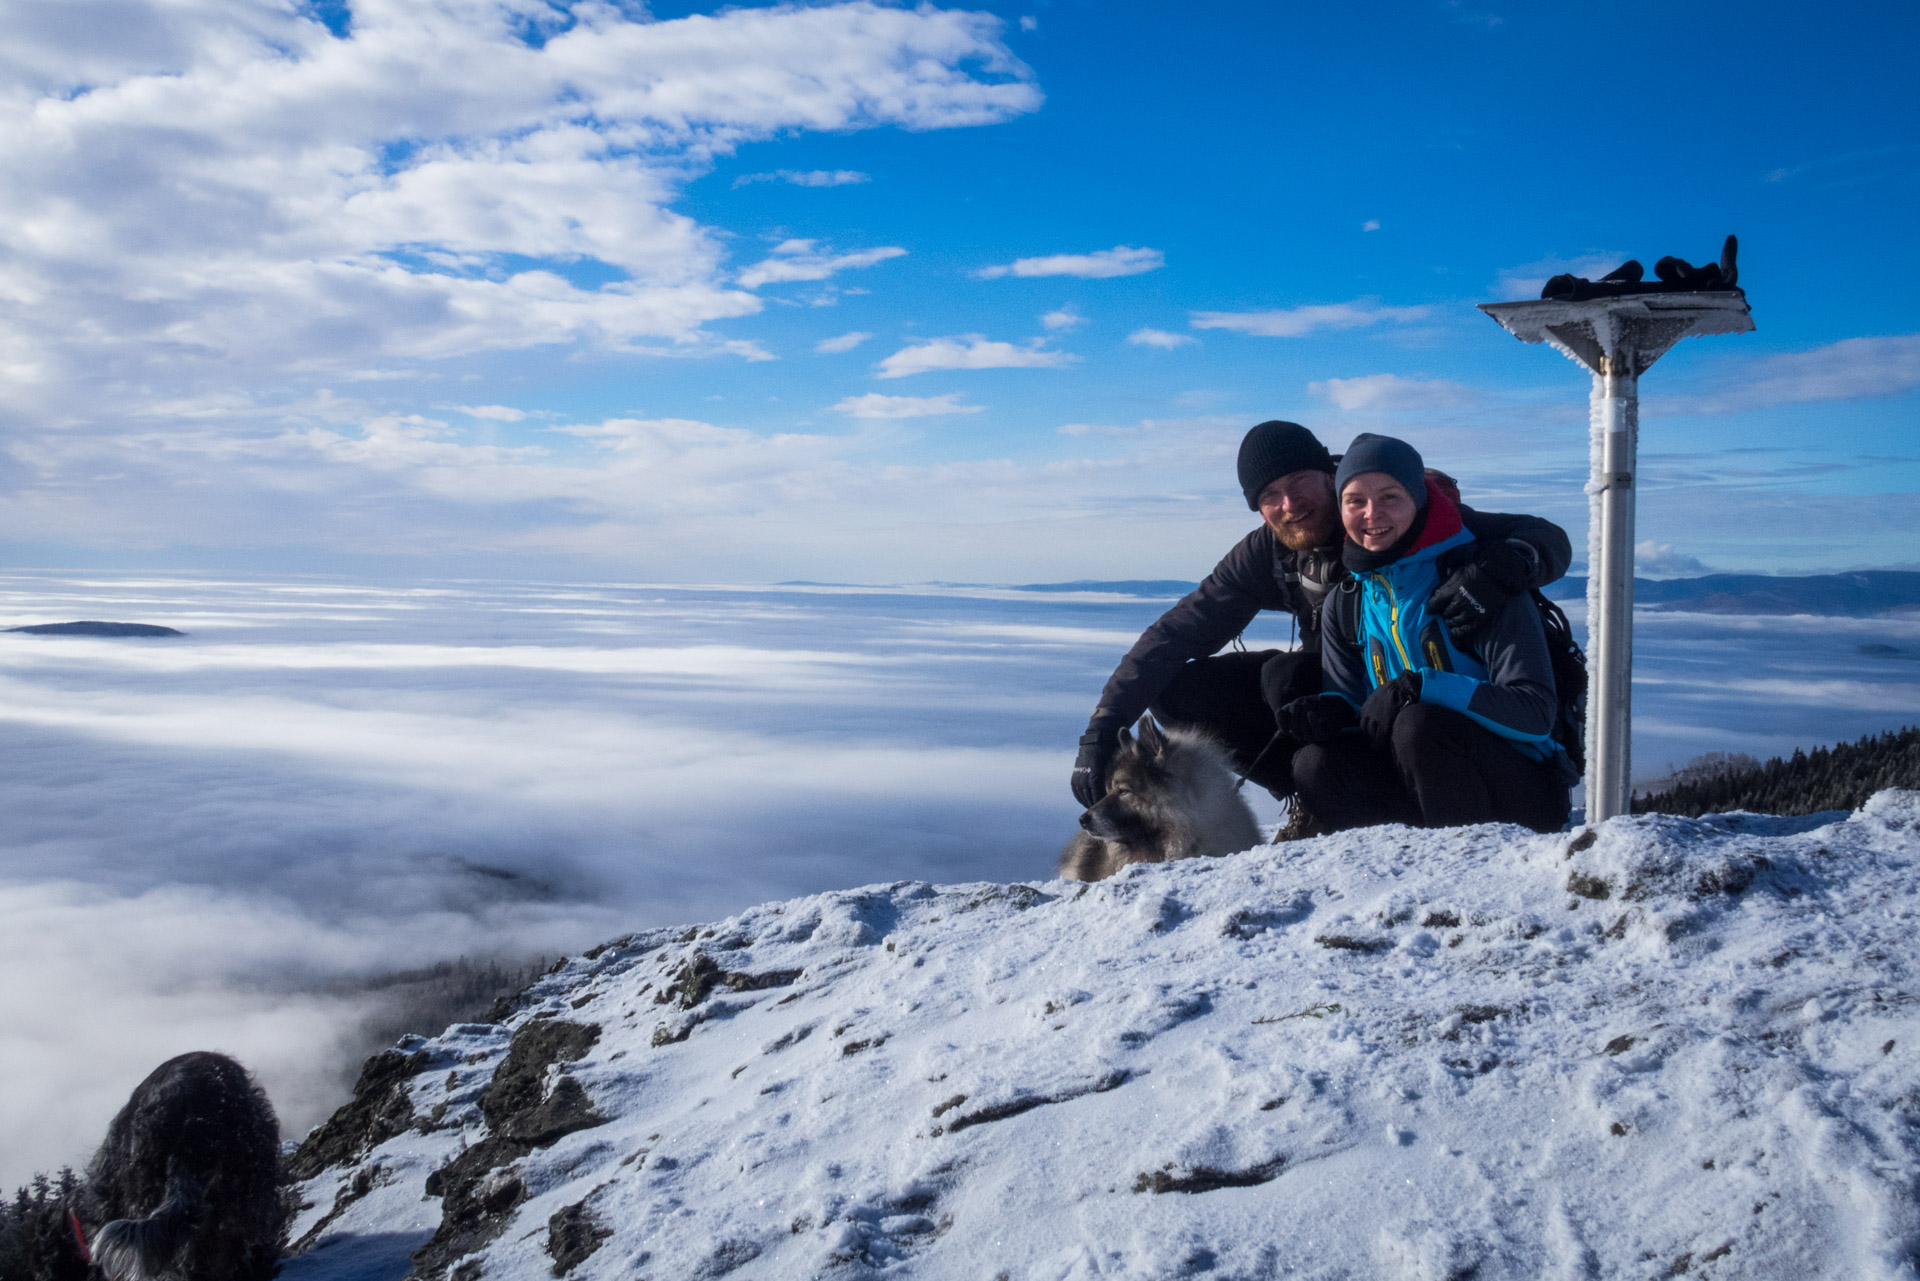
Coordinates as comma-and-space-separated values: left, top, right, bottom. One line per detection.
284, 793, 1920, 1280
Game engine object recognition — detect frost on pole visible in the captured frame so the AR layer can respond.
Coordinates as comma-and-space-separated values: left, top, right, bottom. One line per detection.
1479, 242, 1753, 824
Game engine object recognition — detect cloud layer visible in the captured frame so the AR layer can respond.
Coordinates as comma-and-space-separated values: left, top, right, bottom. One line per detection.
0, 571, 1197, 1185
4, 572, 1918, 1189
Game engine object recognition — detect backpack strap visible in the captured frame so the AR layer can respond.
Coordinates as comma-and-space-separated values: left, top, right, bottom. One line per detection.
1327, 577, 1361, 647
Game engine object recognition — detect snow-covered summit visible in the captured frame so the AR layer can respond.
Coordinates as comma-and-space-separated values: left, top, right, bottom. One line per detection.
284, 794, 1920, 1280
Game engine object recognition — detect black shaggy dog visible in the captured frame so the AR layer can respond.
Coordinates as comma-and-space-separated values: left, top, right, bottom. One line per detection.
2, 1052, 288, 1281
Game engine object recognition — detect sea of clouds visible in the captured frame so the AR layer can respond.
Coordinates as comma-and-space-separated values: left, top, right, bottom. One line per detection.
1, 570, 1918, 1186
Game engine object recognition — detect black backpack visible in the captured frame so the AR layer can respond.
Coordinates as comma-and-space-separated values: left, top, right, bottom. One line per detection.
1326, 581, 1588, 771
1530, 589, 1588, 773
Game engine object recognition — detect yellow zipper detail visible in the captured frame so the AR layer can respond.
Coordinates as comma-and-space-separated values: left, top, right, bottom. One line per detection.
1375, 573, 1414, 673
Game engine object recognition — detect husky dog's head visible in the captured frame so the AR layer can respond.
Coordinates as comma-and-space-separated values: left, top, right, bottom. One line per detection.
1059, 717, 1262, 882
1077, 717, 1181, 849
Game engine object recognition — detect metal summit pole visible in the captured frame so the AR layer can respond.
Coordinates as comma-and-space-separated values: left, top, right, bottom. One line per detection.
1479, 287, 1753, 822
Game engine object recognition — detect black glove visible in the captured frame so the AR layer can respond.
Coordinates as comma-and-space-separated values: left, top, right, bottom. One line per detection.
1071, 713, 1123, 808
1431, 539, 1533, 647
1275, 695, 1357, 746
1360, 671, 1422, 749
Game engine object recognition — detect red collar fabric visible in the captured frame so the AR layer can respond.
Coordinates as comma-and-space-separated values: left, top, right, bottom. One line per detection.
1407, 480, 1463, 555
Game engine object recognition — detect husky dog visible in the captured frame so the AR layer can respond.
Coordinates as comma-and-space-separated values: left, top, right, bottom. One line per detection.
77, 1052, 288, 1281
1059, 717, 1263, 882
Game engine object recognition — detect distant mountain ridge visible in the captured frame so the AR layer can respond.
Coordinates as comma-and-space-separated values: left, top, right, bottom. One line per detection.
1009, 571, 1920, 615
1542, 570, 1920, 616
1010, 579, 1199, 596
4, 620, 185, 636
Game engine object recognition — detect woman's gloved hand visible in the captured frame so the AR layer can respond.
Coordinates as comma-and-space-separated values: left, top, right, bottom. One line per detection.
1360, 671, 1423, 749
1275, 695, 1358, 746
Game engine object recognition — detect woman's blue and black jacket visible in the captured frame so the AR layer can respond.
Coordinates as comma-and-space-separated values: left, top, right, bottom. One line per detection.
1321, 485, 1568, 769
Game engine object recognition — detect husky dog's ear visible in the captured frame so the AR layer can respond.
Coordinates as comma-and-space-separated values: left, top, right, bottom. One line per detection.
1116, 723, 1133, 748
1135, 715, 1167, 758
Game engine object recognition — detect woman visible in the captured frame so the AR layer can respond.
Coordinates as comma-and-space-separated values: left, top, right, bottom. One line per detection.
1276, 433, 1574, 833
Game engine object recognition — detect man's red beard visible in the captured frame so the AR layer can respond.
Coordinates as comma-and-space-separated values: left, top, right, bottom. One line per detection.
1271, 508, 1336, 552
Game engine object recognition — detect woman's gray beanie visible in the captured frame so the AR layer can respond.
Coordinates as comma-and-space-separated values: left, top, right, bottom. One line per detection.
1236, 421, 1334, 510
1334, 433, 1428, 510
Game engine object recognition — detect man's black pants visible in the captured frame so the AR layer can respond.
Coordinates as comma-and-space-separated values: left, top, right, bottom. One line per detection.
1292, 702, 1570, 834
1147, 649, 1322, 795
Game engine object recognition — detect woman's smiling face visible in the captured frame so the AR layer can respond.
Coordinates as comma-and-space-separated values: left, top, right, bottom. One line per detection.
1341, 472, 1418, 552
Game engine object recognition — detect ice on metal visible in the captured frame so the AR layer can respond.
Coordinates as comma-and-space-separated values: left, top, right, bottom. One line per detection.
1478, 292, 1754, 376
1478, 291, 1754, 823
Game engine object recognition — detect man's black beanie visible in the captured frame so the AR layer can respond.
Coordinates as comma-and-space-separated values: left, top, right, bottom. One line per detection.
1237, 420, 1334, 510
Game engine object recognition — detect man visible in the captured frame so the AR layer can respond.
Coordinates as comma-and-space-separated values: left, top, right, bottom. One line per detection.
1070, 420, 1572, 814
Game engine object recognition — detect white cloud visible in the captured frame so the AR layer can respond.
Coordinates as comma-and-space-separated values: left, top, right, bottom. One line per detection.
833, 392, 983, 418
1127, 328, 1195, 350
874, 336, 1076, 379
733, 169, 871, 188
0, 0, 1038, 405
737, 240, 907, 289
815, 331, 874, 354
1649, 334, 1920, 416
1040, 307, 1085, 331
1636, 541, 1710, 578
1308, 373, 1479, 411
975, 245, 1163, 280
1362, 219, 1381, 232
457, 404, 529, 422
1189, 301, 1430, 338
1020, 16, 1039, 31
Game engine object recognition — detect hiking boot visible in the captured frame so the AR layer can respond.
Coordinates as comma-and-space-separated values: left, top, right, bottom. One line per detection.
1273, 797, 1328, 843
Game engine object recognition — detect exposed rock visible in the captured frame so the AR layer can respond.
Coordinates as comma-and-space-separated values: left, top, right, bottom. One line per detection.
284, 1049, 430, 1182
544, 1201, 612, 1276
656, 952, 801, 1011
410, 1022, 607, 1279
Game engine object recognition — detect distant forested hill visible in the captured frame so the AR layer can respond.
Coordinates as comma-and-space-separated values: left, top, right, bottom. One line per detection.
1635, 726, 1920, 818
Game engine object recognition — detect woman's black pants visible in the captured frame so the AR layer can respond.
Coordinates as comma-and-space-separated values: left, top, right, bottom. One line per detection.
1292, 702, 1570, 833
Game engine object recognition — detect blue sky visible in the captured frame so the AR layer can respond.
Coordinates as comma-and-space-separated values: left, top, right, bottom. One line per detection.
0, 0, 1915, 581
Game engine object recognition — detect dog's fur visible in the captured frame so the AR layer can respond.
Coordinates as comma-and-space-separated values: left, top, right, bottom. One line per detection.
32, 1052, 288, 1281
1059, 717, 1263, 881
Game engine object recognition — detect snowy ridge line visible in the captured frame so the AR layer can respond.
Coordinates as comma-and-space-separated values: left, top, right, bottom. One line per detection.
282, 794, 1920, 1280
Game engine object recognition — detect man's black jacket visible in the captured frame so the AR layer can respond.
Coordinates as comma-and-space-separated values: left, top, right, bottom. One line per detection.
1089, 508, 1572, 729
